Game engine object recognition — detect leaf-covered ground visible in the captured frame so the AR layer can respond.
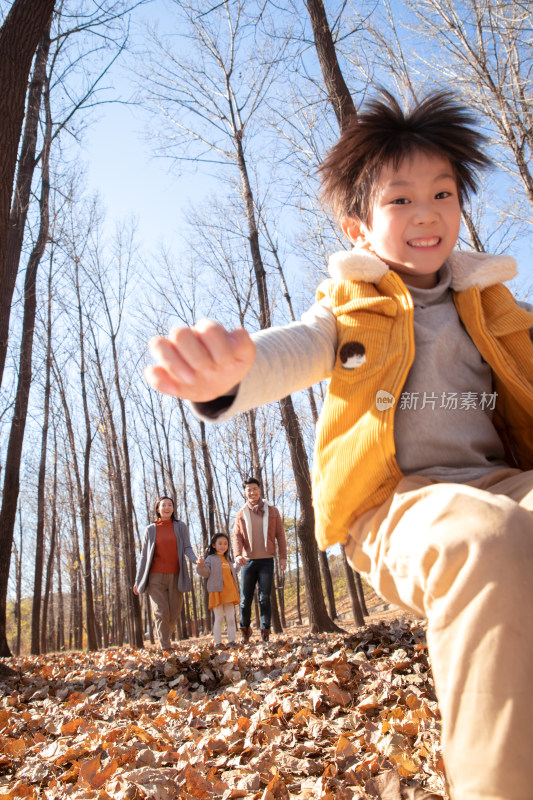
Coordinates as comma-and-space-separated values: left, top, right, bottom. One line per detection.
0, 620, 448, 800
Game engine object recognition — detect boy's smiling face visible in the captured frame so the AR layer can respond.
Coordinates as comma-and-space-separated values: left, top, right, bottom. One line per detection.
343, 151, 462, 289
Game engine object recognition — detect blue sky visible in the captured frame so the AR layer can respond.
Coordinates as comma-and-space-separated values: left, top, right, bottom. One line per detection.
80, 0, 532, 298
82, 0, 211, 254
84, 97, 183, 251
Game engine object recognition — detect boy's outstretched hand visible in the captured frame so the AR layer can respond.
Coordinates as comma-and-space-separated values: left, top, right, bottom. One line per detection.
144, 319, 256, 402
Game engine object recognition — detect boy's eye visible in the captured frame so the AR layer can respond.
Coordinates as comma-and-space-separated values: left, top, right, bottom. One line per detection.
391, 197, 409, 205
436, 191, 452, 199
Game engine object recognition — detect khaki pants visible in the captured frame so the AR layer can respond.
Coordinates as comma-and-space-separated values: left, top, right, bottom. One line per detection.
146, 572, 184, 650
346, 468, 533, 800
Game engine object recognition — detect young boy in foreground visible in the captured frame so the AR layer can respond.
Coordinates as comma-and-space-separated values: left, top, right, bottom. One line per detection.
145, 93, 533, 800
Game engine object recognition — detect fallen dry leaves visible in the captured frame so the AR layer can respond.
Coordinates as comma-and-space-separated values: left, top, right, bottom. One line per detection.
0, 620, 448, 800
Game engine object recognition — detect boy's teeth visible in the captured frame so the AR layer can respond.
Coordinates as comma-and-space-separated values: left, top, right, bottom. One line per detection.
408, 237, 440, 247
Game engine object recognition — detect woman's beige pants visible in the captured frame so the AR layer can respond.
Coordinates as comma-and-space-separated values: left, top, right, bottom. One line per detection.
146, 572, 184, 650
346, 469, 533, 800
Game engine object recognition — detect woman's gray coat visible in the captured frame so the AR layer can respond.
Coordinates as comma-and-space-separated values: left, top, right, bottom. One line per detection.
135, 520, 197, 594
196, 554, 240, 593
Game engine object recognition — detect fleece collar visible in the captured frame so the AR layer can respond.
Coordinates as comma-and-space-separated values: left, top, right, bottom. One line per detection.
328, 247, 516, 292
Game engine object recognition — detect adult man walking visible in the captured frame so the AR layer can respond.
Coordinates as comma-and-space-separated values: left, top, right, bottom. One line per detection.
233, 478, 287, 643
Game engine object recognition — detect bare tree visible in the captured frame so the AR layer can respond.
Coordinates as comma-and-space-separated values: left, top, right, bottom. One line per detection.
41, 424, 59, 653
1, 0, 149, 655
301, 0, 375, 624
0, 0, 143, 390
31, 236, 55, 654
143, 0, 338, 631
304, 0, 356, 132
85, 224, 144, 647
0, 28, 52, 656
410, 0, 533, 208
0, 0, 55, 389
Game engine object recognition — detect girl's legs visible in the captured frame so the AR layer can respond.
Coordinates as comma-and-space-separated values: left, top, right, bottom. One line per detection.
224, 603, 237, 643
213, 603, 237, 644
346, 470, 533, 800
212, 604, 224, 645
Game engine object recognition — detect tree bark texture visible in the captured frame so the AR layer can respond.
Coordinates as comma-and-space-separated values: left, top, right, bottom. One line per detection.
179, 401, 211, 631
235, 118, 338, 633
74, 259, 98, 652
279, 395, 340, 632
341, 545, 365, 627
0, 60, 52, 655
109, 331, 144, 647
40, 427, 58, 653
0, 0, 56, 389
32, 246, 54, 654
319, 549, 337, 620
304, 0, 356, 132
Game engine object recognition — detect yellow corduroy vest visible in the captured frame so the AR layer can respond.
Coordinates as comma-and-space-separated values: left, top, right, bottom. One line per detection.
313, 275, 533, 551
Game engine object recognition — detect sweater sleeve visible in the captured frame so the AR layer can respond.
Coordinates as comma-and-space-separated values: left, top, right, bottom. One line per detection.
134, 527, 151, 586
196, 559, 211, 579
233, 513, 244, 559
180, 522, 198, 564
274, 507, 287, 560
191, 298, 337, 422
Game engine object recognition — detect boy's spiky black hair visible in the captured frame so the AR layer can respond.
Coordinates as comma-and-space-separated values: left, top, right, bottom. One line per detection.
318, 90, 491, 225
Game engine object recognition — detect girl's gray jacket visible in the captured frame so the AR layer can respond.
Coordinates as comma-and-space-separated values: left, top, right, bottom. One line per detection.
196, 554, 240, 593
135, 521, 198, 594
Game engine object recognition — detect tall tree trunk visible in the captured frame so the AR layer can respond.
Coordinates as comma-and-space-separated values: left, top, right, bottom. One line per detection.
64, 458, 83, 650
305, 0, 375, 612
355, 571, 368, 617
234, 127, 338, 633
179, 401, 211, 630
40, 426, 58, 654
304, 0, 357, 132
32, 242, 54, 654
260, 220, 338, 621
182, 441, 200, 638
278, 394, 339, 631
0, 54, 52, 656
73, 259, 98, 651
199, 422, 215, 541
319, 550, 337, 620
294, 506, 302, 625
0, 0, 56, 388
14, 513, 23, 656
108, 330, 143, 647
270, 581, 282, 634
244, 410, 262, 481
56, 534, 64, 651
341, 545, 364, 627
91, 332, 131, 647
92, 501, 105, 649
54, 364, 85, 646
462, 209, 485, 253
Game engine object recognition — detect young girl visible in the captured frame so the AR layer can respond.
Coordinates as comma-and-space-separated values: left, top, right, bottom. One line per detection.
196, 533, 240, 647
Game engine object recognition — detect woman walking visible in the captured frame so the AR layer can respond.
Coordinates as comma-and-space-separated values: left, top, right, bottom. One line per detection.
133, 496, 198, 650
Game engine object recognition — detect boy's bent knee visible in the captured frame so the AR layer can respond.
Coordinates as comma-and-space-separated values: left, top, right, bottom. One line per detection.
382, 484, 533, 618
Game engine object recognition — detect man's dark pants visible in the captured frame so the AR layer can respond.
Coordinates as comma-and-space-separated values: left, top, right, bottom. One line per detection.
239, 558, 274, 630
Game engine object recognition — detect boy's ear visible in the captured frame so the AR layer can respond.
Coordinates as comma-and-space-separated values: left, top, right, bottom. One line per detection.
341, 217, 372, 248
